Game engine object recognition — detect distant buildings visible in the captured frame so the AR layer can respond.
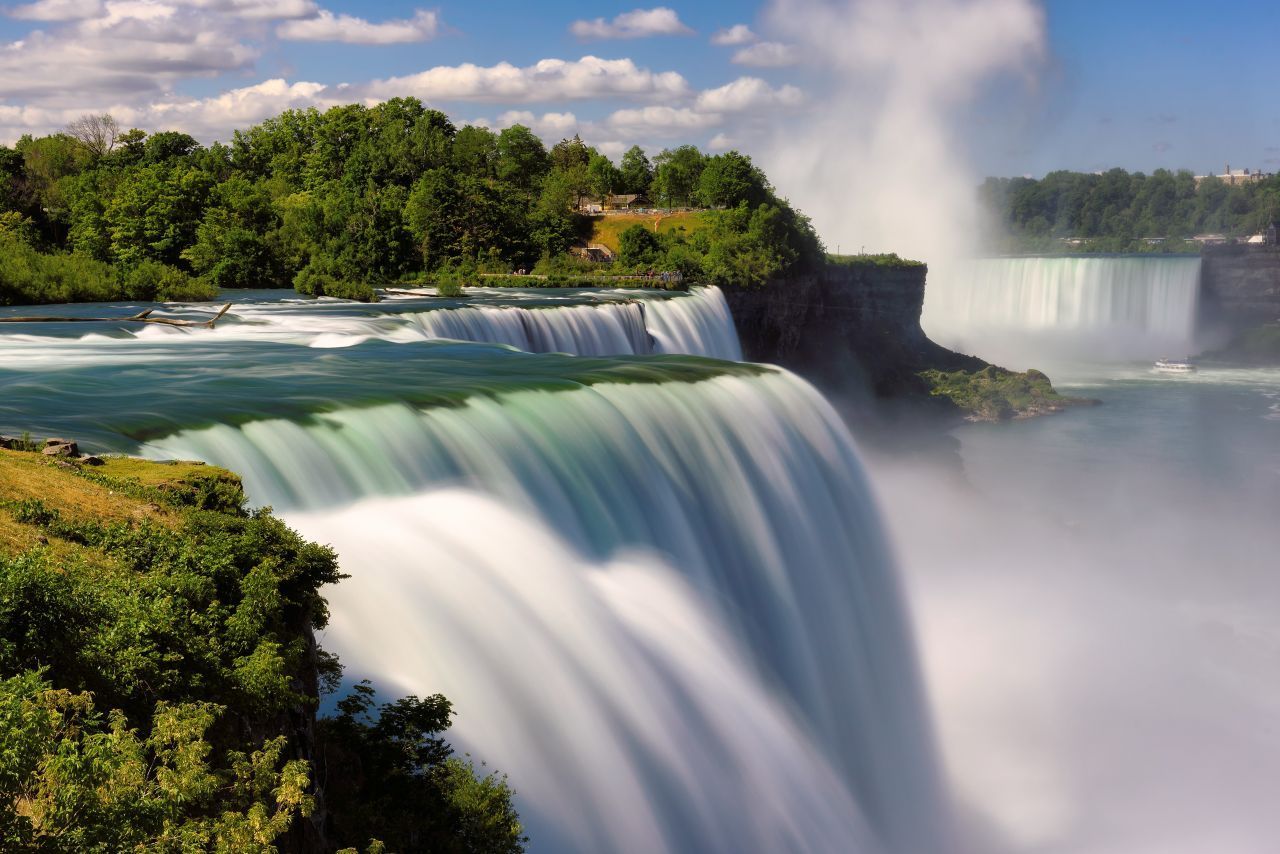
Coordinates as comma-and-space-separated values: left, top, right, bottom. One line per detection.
1194, 163, 1271, 187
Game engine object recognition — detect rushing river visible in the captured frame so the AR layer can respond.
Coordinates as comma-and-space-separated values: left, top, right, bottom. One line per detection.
0, 286, 945, 854
3, 272, 1277, 853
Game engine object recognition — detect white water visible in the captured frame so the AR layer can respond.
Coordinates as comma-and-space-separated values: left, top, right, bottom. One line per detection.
147, 370, 949, 854
923, 257, 1202, 366
0, 286, 741, 361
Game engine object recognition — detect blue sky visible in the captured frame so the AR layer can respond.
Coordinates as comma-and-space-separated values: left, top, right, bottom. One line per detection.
0, 0, 1274, 178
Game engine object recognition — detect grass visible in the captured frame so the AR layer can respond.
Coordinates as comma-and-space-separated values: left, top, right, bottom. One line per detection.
0, 447, 242, 558
587, 211, 713, 253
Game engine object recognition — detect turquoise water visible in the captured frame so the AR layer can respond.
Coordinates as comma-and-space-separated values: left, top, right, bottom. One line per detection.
0, 289, 944, 854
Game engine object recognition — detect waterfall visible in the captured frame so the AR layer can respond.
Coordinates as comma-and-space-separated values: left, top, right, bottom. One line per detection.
146, 370, 950, 854
5, 286, 743, 361
923, 256, 1202, 365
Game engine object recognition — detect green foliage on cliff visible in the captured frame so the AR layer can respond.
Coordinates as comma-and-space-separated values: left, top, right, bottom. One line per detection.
981, 168, 1280, 252
828, 252, 926, 268
919, 366, 1093, 421
0, 447, 525, 851
0, 104, 822, 303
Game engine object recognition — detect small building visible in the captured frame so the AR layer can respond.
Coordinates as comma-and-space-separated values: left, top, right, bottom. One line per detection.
1142, 237, 1167, 246
1191, 233, 1230, 246
1194, 163, 1270, 187
604, 194, 649, 211
570, 243, 615, 263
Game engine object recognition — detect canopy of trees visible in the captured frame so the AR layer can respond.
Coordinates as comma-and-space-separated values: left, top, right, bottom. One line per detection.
0, 99, 823, 304
982, 168, 1280, 253
0, 452, 524, 852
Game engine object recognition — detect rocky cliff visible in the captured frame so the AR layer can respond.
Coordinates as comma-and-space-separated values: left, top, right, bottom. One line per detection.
1200, 245, 1280, 332
722, 262, 982, 402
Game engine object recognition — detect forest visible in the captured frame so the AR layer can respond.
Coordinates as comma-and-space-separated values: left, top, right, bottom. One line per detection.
980, 168, 1280, 253
0, 101, 821, 305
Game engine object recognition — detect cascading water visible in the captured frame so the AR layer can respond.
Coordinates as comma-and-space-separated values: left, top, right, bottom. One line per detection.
923, 256, 1202, 366
0, 289, 945, 854
142, 370, 950, 854
1, 286, 741, 360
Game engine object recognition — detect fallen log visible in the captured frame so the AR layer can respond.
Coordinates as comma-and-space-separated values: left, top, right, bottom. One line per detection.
0, 303, 232, 329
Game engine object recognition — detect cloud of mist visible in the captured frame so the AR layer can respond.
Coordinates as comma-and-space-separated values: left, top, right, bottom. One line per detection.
759, 0, 1045, 265
866, 424, 1280, 854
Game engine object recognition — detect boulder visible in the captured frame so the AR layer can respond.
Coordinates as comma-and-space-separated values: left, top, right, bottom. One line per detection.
42, 440, 79, 457
81, 455, 105, 466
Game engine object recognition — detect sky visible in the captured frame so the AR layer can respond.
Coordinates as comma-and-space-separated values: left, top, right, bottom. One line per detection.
0, 0, 1275, 179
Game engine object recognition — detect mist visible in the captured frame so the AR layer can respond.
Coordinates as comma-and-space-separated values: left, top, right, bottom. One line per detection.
758, 0, 1045, 265
864, 398, 1280, 854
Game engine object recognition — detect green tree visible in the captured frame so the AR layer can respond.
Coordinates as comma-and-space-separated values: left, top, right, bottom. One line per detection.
619, 145, 653, 195
651, 145, 705, 208
618, 223, 661, 267
587, 153, 621, 199
495, 125, 549, 196
697, 151, 768, 209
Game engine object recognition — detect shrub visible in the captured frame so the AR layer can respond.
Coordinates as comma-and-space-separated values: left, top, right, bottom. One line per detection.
294, 259, 378, 302
119, 259, 217, 302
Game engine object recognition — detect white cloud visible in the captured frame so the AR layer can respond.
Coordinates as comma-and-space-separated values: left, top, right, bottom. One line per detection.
8, 0, 103, 20
361, 56, 690, 104
570, 7, 693, 40
174, 0, 318, 19
277, 8, 439, 44
695, 77, 803, 112
607, 105, 722, 137
708, 132, 735, 150
732, 41, 801, 67
0, 7, 259, 104
495, 109, 580, 137
710, 23, 756, 46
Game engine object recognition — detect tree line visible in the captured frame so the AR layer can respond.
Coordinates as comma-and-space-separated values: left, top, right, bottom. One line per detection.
980, 168, 1280, 253
0, 99, 822, 305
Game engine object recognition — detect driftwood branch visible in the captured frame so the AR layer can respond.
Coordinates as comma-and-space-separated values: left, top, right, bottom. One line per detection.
0, 303, 233, 329
380, 288, 437, 297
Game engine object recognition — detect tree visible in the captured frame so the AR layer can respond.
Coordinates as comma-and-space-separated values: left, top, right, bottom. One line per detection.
619, 145, 653, 195
651, 146, 705, 208
549, 135, 591, 172
618, 223, 661, 267
587, 153, 621, 199
66, 114, 120, 158
495, 125, 549, 196
453, 125, 498, 177
698, 151, 768, 209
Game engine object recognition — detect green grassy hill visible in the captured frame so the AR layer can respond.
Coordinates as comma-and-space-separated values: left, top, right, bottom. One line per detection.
587, 211, 712, 253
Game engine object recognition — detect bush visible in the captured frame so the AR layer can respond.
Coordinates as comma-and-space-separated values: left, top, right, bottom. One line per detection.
119, 259, 217, 302
294, 259, 378, 302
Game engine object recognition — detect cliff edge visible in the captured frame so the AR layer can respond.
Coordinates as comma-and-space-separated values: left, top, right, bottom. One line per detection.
721, 259, 1088, 424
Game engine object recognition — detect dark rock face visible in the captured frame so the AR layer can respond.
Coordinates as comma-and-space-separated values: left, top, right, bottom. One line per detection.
722, 263, 984, 404
1200, 245, 1280, 333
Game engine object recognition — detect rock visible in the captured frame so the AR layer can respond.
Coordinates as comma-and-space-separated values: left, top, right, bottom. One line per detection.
42, 442, 78, 457
81, 455, 105, 466
0, 436, 14, 449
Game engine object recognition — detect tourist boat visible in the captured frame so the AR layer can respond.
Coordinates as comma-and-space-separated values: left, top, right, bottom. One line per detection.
1154, 358, 1196, 374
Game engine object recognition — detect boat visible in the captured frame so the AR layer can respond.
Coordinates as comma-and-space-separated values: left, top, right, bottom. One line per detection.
1154, 358, 1196, 374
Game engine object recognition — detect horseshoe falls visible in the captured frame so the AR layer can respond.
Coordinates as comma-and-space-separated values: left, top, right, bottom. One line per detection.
0, 292, 945, 854
923, 256, 1203, 366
